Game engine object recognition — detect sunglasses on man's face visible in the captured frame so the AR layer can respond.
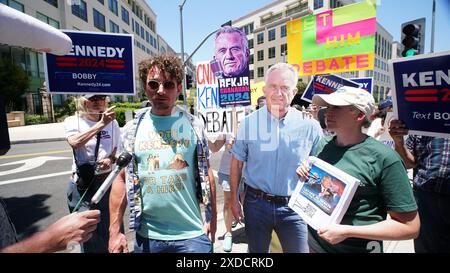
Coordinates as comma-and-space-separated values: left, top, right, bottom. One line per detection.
147, 80, 176, 91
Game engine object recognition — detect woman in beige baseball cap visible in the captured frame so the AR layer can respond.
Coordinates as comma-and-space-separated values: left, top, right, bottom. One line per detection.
297, 86, 420, 253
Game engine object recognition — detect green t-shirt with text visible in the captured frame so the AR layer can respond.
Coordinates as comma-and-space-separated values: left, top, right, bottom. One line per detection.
309, 136, 417, 253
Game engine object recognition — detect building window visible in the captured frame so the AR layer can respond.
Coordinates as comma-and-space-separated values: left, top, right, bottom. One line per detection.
109, 0, 118, 16
37, 12, 60, 29
93, 9, 106, 31
268, 47, 275, 59
257, 67, 264, 78
134, 21, 140, 35
257, 50, 264, 61
257, 33, 264, 44
314, 0, 324, 9
280, 44, 287, 56
248, 39, 254, 49
250, 70, 254, 80
242, 23, 254, 35
5, 0, 25, 12
268, 29, 275, 41
280, 25, 286, 38
44, 0, 58, 8
72, 0, 87, 22
140, 26, 145, 39
121, 6, 129, 25
249, 54, 254, 65
109, 20, 119, 33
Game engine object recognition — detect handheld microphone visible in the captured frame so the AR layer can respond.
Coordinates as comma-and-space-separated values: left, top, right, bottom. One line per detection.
90, 151, 133, 208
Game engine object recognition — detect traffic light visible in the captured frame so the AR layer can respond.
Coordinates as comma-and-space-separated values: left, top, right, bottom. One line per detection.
401, 18, 425, 57
401, 24, 419, 57
186, 74, 193, 89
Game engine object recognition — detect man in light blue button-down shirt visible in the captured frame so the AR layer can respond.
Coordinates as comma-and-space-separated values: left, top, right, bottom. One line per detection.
230, 63, 323, 253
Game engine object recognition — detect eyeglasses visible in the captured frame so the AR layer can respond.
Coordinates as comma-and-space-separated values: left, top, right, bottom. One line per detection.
147, 79, 176, 91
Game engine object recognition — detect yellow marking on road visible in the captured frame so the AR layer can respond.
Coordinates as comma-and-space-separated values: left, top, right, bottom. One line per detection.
0, 149, 71, 159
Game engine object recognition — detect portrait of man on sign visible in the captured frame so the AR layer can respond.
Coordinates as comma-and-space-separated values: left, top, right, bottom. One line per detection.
212, 26, 251, 107
213, 26, 250, 78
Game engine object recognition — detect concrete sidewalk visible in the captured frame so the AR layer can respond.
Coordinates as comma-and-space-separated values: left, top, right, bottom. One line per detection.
8, 122, 66, 144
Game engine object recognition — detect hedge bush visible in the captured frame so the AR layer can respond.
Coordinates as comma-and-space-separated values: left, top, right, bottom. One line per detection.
25, 114, 49, 125
110, 102, 141, 127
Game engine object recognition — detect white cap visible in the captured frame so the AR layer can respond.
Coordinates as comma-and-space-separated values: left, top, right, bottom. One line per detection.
83, 94, 96, 99
312, 86, 376, 117
82, 94, 106, 99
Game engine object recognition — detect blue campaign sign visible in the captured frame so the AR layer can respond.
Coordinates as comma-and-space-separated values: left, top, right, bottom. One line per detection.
44, 31, 135, 95
301, 74, 360, 103
389, 51, 450, 138
218, 76, 251, 107
350, 77, 373, 94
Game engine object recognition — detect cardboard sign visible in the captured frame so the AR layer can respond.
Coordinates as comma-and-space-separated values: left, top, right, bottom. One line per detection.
287, 1, 376, 76
302, 74, 360, 102
389, 51, 450, 138
350, 77, 373, 93
197, 107, 246, 136
44, 31, 135, 95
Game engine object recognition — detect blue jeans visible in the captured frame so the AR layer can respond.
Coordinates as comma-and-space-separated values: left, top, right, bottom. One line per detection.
67, 179, 112, 253
414, 189, 450, 253
134, 233, 212, 253
243, 190, 309, 253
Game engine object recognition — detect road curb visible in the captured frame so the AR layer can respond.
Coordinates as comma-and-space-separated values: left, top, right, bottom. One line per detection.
10, 137, 67, 145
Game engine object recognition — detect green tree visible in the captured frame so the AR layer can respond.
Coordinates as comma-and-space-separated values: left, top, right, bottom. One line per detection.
0, 58, 29, 111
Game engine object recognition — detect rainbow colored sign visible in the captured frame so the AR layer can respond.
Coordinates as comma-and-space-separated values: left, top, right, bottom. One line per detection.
287, 1, 376, 76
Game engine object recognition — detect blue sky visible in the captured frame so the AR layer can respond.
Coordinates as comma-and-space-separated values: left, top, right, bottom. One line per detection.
146, 0, 450, 64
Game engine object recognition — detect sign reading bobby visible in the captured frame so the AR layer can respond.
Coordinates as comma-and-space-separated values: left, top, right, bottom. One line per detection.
389, 51, 450, 138
44, 31, 135, 95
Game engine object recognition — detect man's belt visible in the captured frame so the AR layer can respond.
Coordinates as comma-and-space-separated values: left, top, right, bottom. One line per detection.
245, 185, 290, 205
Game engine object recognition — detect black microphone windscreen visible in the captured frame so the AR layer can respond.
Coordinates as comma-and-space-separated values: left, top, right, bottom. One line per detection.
116, 151, 132, 168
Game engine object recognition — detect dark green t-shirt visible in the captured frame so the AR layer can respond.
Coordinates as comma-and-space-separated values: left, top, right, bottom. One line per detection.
309, 136, 417, 253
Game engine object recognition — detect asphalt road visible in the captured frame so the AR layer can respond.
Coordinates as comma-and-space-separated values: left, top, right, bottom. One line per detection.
0, 141, 73, 240
0, 140, 226, 244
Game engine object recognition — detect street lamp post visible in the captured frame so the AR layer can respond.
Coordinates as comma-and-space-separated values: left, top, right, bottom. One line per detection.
179, 0, 187, 107
431, 0, 435, 53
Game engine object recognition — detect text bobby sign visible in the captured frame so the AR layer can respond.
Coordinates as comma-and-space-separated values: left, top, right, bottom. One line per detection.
44, 31, 135, 95
389, 51, 450, 138
287, 1, 376, 76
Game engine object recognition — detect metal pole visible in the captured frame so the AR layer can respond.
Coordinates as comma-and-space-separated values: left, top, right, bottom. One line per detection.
430, 0, 435, 53
184, 29, 219, 67
179, 0, 187, 108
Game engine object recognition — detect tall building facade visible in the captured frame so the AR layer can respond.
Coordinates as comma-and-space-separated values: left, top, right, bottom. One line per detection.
232, 0, 394, 102
0, 0, 165, 111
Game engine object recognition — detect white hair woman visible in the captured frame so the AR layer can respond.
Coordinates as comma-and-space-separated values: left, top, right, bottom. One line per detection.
64, 94, 121, 253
